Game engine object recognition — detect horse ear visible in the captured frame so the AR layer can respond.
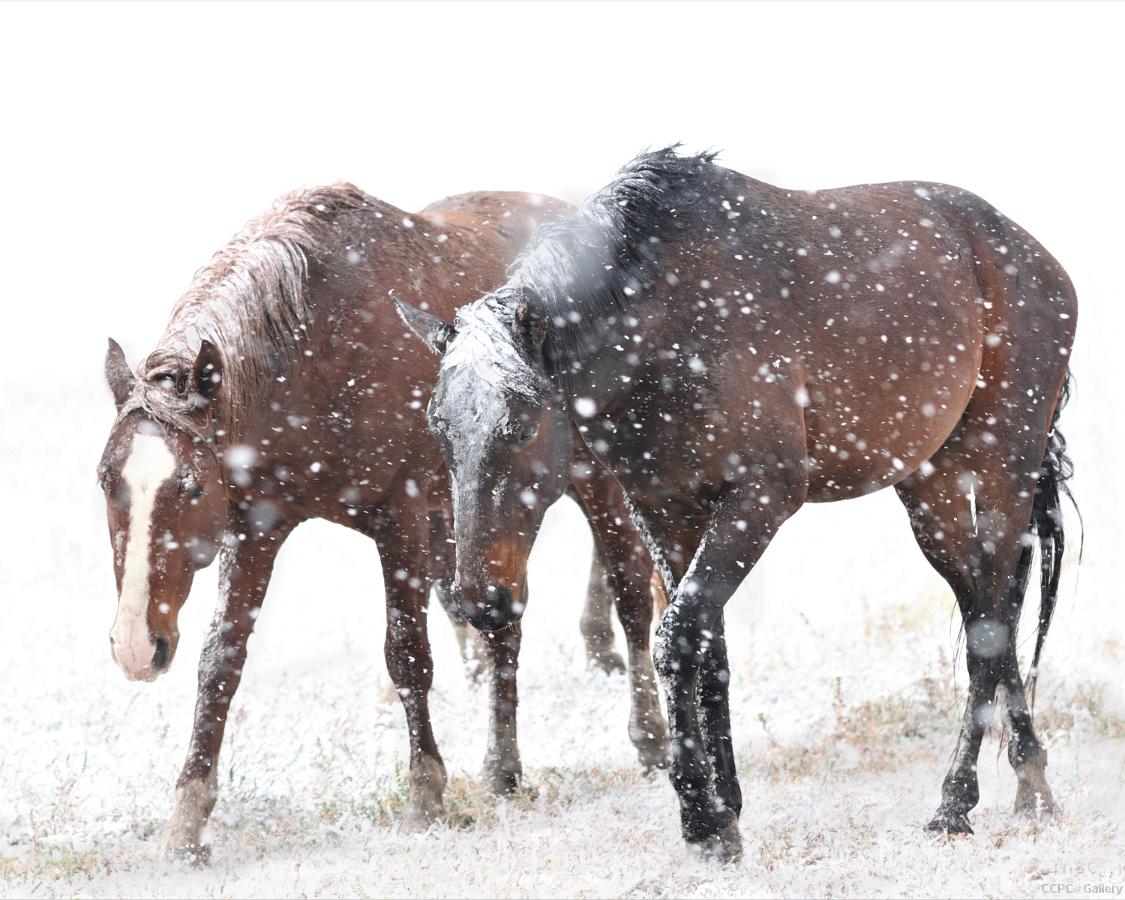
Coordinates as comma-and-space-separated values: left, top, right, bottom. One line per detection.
393, 294, 456, 356
191, 339, 223, 405
105, 337, 134, 409
513, 289, 548, 352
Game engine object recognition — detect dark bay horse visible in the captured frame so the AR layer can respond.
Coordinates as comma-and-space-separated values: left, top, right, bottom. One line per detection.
97, 184, 667, 858
397, 148, 1077, 860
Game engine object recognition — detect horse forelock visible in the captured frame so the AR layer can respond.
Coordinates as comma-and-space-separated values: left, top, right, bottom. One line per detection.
112, 378, 212, 454
150, 183, 377, 438
447, 295, 548, 403
429, 296, 547, 473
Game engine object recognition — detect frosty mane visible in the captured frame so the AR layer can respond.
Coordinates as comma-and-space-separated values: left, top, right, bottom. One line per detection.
128, 183, 375, 439
507, 146, 724, 378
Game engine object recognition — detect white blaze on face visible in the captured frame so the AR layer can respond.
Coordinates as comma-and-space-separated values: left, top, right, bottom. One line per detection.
110, 431, 175, 680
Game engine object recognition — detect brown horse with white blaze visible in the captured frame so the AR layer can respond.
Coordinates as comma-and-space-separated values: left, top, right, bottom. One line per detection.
97, 184, 668, 858
397, 149, 1078, 860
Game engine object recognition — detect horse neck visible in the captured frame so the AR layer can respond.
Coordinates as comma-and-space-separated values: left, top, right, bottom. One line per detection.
545, 292, 661, 416
155, 202, 406, 445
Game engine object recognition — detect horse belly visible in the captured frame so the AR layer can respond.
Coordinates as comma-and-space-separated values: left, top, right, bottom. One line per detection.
801, 346, 978, 503
804, 422, 958, 502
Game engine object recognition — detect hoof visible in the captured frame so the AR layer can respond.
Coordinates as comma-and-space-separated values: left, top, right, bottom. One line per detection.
1014, 754, 1056, 818
589, 650, 627, 675
635, 737, 671, 771
158, 778, 216, 863
401, 788, 444, 832
400, 804, 441, 833
157, 814, 211, 864
483, 751, 521, 795
690, 820, 743, 864
1014, 788, 1056, 819
925, 809, 974, 836
629, 678, 670, 771
404, 755, 446, 830
484, 766, 521, 796
159, 839, 211, 865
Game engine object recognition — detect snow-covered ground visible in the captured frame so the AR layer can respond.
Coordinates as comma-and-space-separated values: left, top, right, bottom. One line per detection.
0, 366, 1120, 898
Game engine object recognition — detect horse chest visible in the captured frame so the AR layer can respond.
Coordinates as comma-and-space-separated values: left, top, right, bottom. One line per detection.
587, 385, 755, 513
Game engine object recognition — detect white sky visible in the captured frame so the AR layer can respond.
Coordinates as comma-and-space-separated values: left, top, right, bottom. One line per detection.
1, 0, 1121, 384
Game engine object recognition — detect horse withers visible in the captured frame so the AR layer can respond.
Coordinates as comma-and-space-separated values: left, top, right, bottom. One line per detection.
97, 184, 668, 859
397, 148, 1077, 860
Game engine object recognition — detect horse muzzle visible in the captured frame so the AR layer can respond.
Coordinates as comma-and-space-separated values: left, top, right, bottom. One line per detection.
110, 631, 175, 682
452, 583, 525, 632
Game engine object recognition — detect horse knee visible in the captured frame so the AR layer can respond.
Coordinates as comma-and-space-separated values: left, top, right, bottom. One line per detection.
652, 629, 679, 685
654, 617, 702, 684
384, 626, 432, 693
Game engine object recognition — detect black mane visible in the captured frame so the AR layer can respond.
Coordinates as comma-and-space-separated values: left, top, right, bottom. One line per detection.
504, 146, 727, 378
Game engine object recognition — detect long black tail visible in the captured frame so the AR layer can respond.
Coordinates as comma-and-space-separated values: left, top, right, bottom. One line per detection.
1023, 371, 1080, 704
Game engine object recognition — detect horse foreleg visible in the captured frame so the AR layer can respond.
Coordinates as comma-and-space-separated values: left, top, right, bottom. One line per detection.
655, 573, 739, 860
654, 470, 805, 861
371, 494, 447, 830
159, 515, 294, 860
481, 624, 522, 794
698, 613, 740, 817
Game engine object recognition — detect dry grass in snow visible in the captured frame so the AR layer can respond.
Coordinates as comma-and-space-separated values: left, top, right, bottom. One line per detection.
1, 378, 1122, 899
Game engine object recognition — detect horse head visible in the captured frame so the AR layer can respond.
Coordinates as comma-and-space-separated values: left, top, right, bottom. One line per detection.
97, 338, 227, 680
395, 290, 571, 632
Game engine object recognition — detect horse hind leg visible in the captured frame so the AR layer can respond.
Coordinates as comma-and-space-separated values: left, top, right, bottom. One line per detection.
896, 412, 1056, 833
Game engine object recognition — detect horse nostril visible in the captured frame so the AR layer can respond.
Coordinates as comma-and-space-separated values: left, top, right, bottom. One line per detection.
485, 584, 510, 614
488, 585, 522, 628
453, 584, 523, 632
108, 635, 115, 646
151, 635, 170, 671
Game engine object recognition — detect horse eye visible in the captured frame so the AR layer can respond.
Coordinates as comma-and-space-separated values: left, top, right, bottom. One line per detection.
518, 425, 539, 444
188, 483, 205, 501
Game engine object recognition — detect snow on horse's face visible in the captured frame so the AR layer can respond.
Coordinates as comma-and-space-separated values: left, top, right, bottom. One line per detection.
98, 339, 227, 680
395, 292, 572, 632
